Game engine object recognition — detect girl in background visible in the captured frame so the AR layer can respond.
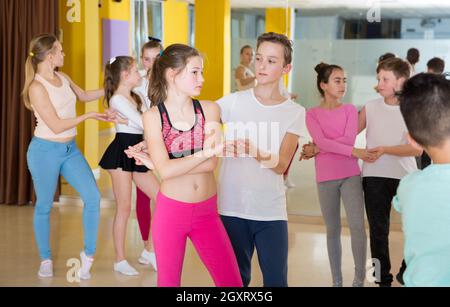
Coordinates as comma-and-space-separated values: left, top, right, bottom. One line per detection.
132, 37, 163, 268
99, 56, 159, 276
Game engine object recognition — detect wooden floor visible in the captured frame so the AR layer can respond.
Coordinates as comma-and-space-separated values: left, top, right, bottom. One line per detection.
1, 131, 405, 287
0, 204, 404, 287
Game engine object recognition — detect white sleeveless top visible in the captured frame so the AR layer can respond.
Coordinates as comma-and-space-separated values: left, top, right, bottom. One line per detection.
235, 64, 256, 91
33, 72, 77, 139
362, 98, 417, 179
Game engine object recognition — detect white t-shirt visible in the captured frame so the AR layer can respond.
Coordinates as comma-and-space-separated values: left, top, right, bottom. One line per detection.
110, 94, 148, 134
362, 97, 417, 179
217, 88, 306, 221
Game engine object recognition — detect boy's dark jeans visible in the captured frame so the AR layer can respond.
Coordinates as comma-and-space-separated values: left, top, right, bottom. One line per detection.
363, 177, 400, 287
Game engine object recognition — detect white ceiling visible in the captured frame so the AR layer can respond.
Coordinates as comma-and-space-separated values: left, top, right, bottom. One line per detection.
183, 0, 450, 18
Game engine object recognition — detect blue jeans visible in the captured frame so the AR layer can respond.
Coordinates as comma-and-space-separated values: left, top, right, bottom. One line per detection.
221, 216, 288, 287
27, 137, 101, 260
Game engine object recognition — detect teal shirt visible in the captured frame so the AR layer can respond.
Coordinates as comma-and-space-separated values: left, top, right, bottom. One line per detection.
394, 164, 450, 287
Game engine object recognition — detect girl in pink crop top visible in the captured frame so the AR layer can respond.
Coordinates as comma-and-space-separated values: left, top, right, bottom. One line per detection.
157, 99, 205, 159
125, 44, 241, 287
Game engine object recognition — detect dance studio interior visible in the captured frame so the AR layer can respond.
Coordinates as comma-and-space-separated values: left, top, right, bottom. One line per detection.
1, 0, 450, 289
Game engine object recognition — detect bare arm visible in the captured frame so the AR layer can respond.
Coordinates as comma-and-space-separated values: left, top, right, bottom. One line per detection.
29, 81, 107, 135
263, 133, 299, 175
235, 133, 299, 175
371, 144, 423, 157
358, 107, 367, 134
186, 157, 218, 175
235, 66, 256, 87
185, 101, 222, 174
59, 72, 104, 102
126, 140, 218, 175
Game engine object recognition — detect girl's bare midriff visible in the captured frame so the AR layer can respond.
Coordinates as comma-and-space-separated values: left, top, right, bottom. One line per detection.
159, 172, 216, 203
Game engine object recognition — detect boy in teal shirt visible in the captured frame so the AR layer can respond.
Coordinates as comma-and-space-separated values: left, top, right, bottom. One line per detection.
394, 73, 450, 286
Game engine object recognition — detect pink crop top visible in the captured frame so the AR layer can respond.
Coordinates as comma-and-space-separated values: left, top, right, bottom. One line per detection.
157, 99, 205, 159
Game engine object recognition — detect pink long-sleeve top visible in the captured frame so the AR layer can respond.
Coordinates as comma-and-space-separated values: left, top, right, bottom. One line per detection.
306, 104, 361, 183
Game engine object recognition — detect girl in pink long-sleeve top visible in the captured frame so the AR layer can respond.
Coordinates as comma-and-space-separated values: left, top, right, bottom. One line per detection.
303, 63, 374, 287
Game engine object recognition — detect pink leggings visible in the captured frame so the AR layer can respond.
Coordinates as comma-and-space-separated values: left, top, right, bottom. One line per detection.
136, 187, 151, 242
152, 192, 243, 287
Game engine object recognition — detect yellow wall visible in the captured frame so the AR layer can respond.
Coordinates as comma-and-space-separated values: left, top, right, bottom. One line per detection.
59, 0, 132, 166
59, 0, 100, 168
266, 8, 292, 36
195, 0, 231, 101
59, 0, 193, 169
163, 0, 189, 46
266, 8, 293, 88
100, 0, 130, 21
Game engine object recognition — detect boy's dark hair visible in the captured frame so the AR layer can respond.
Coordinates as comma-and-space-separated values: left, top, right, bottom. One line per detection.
377, 57, 410, 80
427, 57, 445, 74
378, 52, 396, 63
240, 45, 253, 55
399, 73, 450, 147
257, 32, 293, 65
407, 48, 420, 65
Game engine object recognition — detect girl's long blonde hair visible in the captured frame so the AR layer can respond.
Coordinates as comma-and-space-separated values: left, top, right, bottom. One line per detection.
22, 34, 59, 110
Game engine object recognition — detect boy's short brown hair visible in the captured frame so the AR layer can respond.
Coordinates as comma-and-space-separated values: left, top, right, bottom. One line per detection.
427, 57, 445, 74
376, 57, 410, 79
257, 32, 293, 65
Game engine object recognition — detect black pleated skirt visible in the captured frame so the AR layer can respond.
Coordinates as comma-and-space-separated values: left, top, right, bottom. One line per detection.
99, 133, 148, 173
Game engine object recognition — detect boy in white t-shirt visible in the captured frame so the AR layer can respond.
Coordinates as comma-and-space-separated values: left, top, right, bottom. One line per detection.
217, 32, 306, 287
360, 58, 422, 287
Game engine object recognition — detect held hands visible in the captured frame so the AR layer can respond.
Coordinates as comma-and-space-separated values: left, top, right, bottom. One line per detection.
352, 147, 386, 163
124, 146, 155, 170
299, 142, 384, 163
300, 142, 318, 160
129, 141, 148, 154
201, 141, 225, 159
352, 148, 377, 162
86, 112, 110, 122
367, 146, 385, 162
86, 109, 125, 124
222, 139, 258, 158
104, 108, 128, 125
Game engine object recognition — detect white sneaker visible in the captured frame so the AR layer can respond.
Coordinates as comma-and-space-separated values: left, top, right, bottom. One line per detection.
114, 260, 139, 276
284, 178, 296, 189
78, 251, 94, 280
138, 249, 157, 271
38, 260, 53, 278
